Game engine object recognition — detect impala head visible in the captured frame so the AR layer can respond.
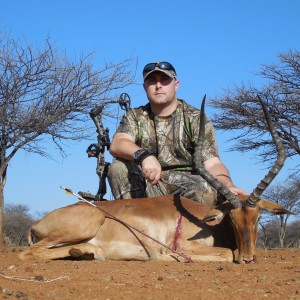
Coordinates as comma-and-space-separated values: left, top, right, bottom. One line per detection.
195, 95, 292, 264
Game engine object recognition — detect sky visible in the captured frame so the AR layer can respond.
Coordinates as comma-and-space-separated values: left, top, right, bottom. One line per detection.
1, 0, 300, 216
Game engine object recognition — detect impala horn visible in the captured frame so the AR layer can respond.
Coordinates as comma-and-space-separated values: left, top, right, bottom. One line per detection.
245, 95, 286, 207
193, 95, 242, 209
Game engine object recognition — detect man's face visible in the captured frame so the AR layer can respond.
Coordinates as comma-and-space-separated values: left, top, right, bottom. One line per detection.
143, 71, 179, 106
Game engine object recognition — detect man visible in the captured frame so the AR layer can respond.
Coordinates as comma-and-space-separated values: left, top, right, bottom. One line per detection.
107, 61, 245, 203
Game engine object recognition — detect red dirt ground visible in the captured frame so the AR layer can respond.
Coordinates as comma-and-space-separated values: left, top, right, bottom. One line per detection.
0, 246, 299, 300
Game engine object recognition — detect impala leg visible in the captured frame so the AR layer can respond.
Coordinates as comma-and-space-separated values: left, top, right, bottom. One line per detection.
69, 243, 105, 261
19, 240, 105, 261
187, 247, 233, 262
19, 203, 107, 261
153, 246, 233, 262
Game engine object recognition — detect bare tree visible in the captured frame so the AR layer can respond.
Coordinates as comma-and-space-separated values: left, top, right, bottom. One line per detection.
210, 50, 300, 169
257, 218, 300, 249
285, 220, 300, 248
257, 220, 268, 250
4, 204, 35, 246
0, 35, 136, 244
261, 176, 300, 248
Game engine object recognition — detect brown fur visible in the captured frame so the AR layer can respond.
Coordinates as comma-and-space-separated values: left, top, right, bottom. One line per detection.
19, 194, 290, 263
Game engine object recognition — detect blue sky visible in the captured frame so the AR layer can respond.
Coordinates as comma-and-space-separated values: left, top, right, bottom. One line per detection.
1, 0, 299, 215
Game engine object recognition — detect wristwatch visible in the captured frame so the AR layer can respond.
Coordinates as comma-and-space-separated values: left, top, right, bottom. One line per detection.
133, 149, 153, 166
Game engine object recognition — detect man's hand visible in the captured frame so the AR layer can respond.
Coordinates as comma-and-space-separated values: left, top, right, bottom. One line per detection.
227, 186, 246, 196
204, 157, 246, 196
140, 155, 161, 185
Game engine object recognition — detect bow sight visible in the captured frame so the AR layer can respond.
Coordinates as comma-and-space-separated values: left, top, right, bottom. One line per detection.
79, 93, 130, 201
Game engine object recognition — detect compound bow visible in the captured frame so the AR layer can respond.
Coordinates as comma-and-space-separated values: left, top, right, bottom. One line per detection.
79, 93, 130, 201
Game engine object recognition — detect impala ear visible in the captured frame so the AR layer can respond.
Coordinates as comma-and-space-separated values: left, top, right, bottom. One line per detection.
258, 199, 294, 215
201, 203, 232, 224
201, 209, 224, 223
201, 202, 233, 224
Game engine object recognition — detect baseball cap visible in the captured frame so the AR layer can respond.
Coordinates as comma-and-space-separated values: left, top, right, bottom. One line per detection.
143, 62, 177, 81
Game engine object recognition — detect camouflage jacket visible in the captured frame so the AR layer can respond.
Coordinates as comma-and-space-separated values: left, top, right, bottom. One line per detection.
115, 99, 219, 172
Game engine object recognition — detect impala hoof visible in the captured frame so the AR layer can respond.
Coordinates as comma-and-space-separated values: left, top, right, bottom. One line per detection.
243, 255, 257, 264
69, 248, 83, 258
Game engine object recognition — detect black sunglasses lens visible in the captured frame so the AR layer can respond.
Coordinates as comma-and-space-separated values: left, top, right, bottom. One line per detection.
160, 62, 175, 72
143, 63, 156, 75
143, 62, 176, 76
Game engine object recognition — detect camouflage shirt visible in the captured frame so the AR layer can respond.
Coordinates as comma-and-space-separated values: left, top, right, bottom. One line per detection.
115, 99, 219, 172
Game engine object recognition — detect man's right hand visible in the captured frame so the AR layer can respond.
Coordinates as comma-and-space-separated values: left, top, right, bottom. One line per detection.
140, 155, 161, 185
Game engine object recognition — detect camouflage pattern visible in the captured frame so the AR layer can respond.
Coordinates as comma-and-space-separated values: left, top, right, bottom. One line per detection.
107, 99, 219, 205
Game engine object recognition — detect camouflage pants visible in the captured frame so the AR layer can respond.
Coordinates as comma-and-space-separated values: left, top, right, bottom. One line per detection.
107, 159, 217, 205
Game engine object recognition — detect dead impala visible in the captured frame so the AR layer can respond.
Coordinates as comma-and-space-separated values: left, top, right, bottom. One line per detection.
19, 96, 292, 263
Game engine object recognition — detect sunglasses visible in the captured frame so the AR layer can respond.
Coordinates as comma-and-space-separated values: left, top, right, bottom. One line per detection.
143, 62, 176, 77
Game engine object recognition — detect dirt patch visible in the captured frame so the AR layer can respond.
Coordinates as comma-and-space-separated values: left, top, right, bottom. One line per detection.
0, 246, 299, 300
